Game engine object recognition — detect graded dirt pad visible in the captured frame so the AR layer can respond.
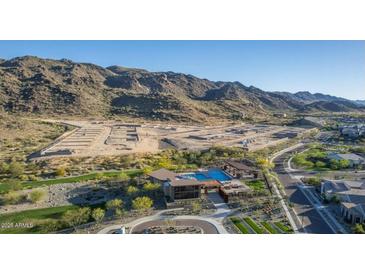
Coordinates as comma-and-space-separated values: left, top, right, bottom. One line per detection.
130, 219, 219, 234
31, 120, 310, 160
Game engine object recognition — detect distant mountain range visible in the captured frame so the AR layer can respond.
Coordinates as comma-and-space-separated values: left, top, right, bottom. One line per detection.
0, 56, 363, 122
354, 100, 365, 106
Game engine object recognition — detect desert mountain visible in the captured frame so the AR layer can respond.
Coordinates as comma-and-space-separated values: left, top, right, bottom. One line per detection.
354, 100, 365, 106
0, 56, 363, 122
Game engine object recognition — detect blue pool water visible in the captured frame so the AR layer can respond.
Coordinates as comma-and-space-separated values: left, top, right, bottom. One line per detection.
193, 173, 211, 181
180, 173, 209, 181
180, 168, 231, 182
207, 168, 231, 181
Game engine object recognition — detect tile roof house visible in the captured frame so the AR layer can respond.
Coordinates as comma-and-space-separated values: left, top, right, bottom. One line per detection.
321, 180, 365, 224
327, 153, 365, 167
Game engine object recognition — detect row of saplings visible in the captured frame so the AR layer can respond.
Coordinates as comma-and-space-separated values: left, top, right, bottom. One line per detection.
36, 196, 155, 233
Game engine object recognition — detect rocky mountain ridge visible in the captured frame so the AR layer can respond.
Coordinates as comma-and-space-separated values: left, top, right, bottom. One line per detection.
0, 56, 363, 122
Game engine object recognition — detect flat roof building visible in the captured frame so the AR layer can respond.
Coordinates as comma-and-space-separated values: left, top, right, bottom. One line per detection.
164, 178, 203, 201
149, 168, 178, 183
149, 168, 203, 201
219, 180, 251, 203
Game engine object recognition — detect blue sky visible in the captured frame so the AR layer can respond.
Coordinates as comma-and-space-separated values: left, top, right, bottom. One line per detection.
0, 41, 364, 100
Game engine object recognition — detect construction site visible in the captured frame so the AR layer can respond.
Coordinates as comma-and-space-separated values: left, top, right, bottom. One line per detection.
31, 120, 310, 160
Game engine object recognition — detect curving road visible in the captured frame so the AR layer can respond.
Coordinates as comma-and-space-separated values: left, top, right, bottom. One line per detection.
272, 145, 346, 233
130, 219, 218, 234
98, 200, 230, 234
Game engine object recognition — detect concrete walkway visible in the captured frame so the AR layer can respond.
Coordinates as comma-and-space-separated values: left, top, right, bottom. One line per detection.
206, 192, 231, 222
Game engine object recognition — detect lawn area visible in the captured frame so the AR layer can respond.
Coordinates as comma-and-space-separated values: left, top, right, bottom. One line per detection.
245, 180, 266, 191
0, 201, 109, 234
243, 217, 264, 234
0, 205, 79, 233
261, 221, 278, 234
230, 217, 249, 234
274, 222, 293, 233
0, 169, 142, 194
292, 146, 352, 171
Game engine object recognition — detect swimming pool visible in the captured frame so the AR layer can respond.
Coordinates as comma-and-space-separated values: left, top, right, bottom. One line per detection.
206, 168, 231, 181
180, 168, 231, 182
180, 173, 210, 181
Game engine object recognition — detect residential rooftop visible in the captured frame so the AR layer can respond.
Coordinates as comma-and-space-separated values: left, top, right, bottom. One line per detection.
328, 153, 365, 161
322, 180, 365, 205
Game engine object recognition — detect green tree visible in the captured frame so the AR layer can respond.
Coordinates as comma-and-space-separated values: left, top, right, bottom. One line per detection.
63, 207, 91, 230
143, 182, 160, 192
256, 158, 274, 169
116, 172, 129, 181
338, 159, 350, 169
28, 175, 39, 181
91, 208, 105, 225
353, 224, 365, 234
106, 198, 123, 212
8, 161, 24, 178
142, 166, 153, 176
0, 162, 9, 174
132, 196, 153, 213
126, 185, 139, 196
29, 190, 45, 203
158, 157, 173, 169
329, 159, 340, 170
191, 201, 202, 214
55, 167, 66, 177
315, 161, 326, 169
115, 208, 125, 218
305, 177, 321, 186
19, 174, 29, 181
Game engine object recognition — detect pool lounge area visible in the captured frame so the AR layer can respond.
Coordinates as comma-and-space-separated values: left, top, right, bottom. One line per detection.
179, 168, 232, 183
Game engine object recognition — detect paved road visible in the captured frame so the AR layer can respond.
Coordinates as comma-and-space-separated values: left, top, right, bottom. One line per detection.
273, 149, 336, 234
98, 206, 230, 234
130, 219, 218, 234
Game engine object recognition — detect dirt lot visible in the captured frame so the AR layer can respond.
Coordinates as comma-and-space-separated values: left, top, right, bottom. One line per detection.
30, 120, 308, 160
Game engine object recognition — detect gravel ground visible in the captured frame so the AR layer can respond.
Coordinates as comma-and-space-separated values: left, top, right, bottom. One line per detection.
0, 182, 123, 214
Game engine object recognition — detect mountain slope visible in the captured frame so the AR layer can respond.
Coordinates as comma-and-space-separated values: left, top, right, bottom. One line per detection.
301, 100, 362, 112
0, 56, 363, 122
273, 91, 348, 104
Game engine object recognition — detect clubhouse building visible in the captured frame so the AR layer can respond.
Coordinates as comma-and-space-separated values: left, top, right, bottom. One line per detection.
149, 162, 257, 203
